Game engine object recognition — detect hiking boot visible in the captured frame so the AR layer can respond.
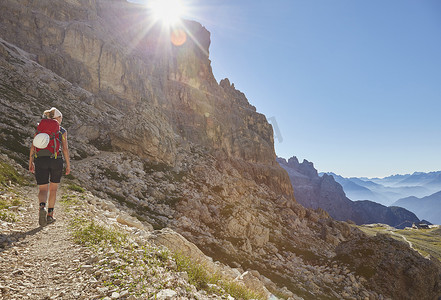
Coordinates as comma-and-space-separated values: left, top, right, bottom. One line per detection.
39, 207, 47, 226
46, 216, 56, 224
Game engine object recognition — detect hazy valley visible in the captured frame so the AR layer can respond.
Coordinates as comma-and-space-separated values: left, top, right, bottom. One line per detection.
327, 172, 441, 225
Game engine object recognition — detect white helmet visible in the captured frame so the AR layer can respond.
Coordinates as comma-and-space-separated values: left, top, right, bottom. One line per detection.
33, 133, 50, 149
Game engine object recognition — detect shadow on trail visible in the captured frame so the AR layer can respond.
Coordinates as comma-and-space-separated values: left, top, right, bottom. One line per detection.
0, 226, 43, 253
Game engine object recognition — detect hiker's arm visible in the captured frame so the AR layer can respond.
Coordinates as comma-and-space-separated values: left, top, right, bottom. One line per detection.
29, 144, 35, 173
62, 132, 70, 175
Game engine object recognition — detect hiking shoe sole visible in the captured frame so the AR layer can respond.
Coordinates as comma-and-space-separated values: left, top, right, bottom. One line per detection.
47, 216, 56, 224
39, 208, 47, 226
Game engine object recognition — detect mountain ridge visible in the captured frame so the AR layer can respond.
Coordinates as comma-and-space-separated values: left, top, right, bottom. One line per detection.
393, 191, 441, 225
326, 171, 441, 224
278, 156, 421, 229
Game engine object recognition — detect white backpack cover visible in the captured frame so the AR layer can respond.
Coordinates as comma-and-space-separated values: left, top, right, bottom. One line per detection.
33, 133, 50, 149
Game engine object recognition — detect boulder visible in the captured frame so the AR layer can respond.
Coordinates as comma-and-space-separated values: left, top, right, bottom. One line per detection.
116, 214, 153, 231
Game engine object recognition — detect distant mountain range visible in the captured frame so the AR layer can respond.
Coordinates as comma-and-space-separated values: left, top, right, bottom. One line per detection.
325, 171, 441, 206
278, 157, 421, 228
393, 191, 441, 225
324, 171, 441, 224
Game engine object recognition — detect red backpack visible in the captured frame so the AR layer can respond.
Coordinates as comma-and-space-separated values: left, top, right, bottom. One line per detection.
34, 119, 62, 158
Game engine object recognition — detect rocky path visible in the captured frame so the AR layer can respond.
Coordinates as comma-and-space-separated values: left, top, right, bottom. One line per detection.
0, 183, 253, 300
389, 230, 414, 249
0, 186, 100, 300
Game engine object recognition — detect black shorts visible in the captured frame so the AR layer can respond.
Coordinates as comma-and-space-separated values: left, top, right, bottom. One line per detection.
34, 157, 64, 185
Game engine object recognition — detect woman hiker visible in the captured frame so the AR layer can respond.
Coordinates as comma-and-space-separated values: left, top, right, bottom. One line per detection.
29, 107, 71, 226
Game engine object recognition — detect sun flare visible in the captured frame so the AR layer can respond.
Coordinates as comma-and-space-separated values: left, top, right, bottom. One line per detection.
149, 0, 186, 26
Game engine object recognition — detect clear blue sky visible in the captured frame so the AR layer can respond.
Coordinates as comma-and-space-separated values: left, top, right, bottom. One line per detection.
134, 0, 441, 178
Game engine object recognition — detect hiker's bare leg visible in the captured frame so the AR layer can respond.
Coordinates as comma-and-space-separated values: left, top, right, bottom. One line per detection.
38, 184, 49, 204
48, 182, 59, 209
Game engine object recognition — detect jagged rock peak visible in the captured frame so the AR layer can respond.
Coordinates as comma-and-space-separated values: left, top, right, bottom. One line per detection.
220, 78, 234, 89
287, 156, 300, 168
219, 78, 255, 111
321, 172, 336, 183
279, 156, 318, 178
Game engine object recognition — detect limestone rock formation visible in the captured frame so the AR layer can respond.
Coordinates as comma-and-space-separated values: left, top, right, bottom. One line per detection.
1, 1, 440, 298
0, 0, 291, 197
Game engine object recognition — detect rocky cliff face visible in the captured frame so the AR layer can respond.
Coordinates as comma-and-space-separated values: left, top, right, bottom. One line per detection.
1, 1, 441, 298
278, 156, 421, 228
0, 0, 290, 196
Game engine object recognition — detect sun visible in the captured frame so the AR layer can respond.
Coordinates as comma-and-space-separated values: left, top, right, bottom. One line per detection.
149, 0, 187, 27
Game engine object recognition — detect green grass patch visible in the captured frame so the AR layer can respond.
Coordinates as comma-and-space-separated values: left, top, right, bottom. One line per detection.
174, 253, 218, 289
61, 191, 266, 299
67, 184, 85, 193
0, 161, 26, 186
64, 173, 76, 180
61, 194, 80, 206
0, 187, 22, 222
69, 217, 127, 248
356, 225, 390, 237
222, 280, 266, 300
0, 199, 8, 210
60, 194, 82, 213
355, 224, 441, 262
173, 252, 266, 300
11, 198, 21, 206
395, 227, 441, 261
0, 210, 18, 222
0, 197, 21, 210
